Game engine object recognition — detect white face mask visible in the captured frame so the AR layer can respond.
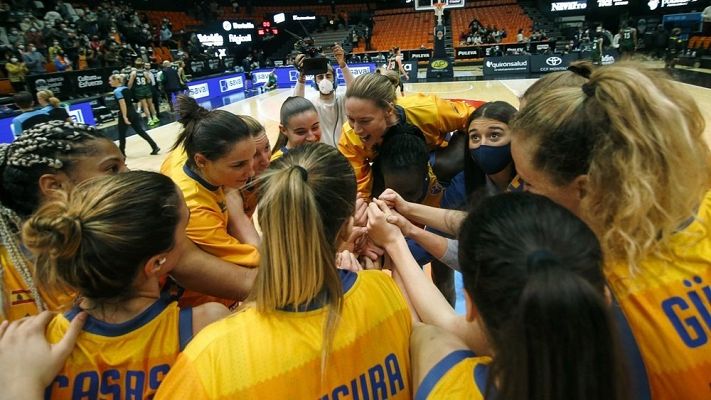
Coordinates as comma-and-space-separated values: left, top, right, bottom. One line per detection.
318, 78, 334, 95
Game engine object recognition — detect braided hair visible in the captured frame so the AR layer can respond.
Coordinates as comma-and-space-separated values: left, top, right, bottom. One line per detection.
0, 120, 108, 318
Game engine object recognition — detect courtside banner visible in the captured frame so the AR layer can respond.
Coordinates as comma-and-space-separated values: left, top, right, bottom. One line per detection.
483, 55, 530, 76
529, 53, 580, 72
252, 63, 377, 88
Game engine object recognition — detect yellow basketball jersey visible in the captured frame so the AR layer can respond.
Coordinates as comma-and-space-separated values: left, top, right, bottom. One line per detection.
156, 270, 412, 399
339, 94, 473, 197
166, 161, 260, 308
270, 146, 288, 162
45, 296, 193, 400
1, 245, 73, 322
415, 351, 491, 400
605, 190, 711, 399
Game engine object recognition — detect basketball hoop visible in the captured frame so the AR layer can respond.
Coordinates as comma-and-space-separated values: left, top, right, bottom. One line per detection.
434, 1, 445, 25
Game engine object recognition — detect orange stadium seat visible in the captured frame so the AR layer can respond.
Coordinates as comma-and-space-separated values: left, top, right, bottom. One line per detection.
450, 2, 532, 49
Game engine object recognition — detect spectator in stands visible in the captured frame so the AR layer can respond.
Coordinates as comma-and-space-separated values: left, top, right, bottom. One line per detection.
25, 26, 43, 49
108, 27, 122, 45
37, 89, 70, 122
23, 44, 44, 74
102, 41, 120, 67
48, 39, 61, 60
8, 27, 25, 47
53, 49, 72, 72
704, 4, 711, 35
11, 91, 48, 137
160, 23, 173, 48
364, 26, 371, 51
517, 28, 525, 43
6, 55, 27, 92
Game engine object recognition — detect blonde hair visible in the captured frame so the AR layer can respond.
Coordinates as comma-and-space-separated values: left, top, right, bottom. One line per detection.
22, 171, 181, 304
511, 62, 711, 271
249, 143, 356, 373
36, 89, 61, 108
379, 69, 401, 89
345, 73, 397, 109
110, 73, 125, 85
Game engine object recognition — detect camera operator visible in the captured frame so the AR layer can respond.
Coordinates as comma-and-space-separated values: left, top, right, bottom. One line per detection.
293, 43, 353, 147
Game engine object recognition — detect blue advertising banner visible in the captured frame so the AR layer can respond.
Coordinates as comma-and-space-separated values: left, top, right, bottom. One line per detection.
250, 63, 377, 88
186, 72, 247, 102
1, 100, 97, 143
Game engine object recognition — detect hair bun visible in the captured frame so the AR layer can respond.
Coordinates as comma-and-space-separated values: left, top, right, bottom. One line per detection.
22, 202, 83, 261
176, 94, 209, 126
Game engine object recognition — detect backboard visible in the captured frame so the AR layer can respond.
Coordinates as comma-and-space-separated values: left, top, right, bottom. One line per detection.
414, 0, 466, 11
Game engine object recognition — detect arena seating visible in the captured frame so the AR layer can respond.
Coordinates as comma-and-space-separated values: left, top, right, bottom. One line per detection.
352, 9, 435, 53
144, 10, 202, 32
450, 1, 532, 46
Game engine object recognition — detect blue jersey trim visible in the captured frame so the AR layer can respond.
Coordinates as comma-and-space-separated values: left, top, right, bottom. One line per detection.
473, 363, 494, 398
183, 163, 220, 191
279, 269, 358, 312
611, 293, 652, 400
64, 296, 173, 337
178, 307, 193, 351
280, 146, 290, 156
415, 349, 476, 400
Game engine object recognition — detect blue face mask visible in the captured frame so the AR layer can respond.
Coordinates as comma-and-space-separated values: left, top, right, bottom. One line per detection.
470, 143, 513, 175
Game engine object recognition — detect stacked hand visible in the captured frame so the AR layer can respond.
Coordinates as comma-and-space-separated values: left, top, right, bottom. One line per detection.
0, 311, 86, 400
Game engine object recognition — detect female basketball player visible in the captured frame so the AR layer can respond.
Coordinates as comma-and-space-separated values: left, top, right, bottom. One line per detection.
109, 73, 160, 156
367, 192, 628, 400
166, 95, 259, 307
239, 115, 271, 217
23, 171, 228, 399
270, 96, 322, 161
340, 73, 474, 197
0, 311, 86, 400
0, 122, 256, 321
510, 62, 711, 399
128, 59, 159, 126
155, 144, 413, 399
386, 47, 408, 96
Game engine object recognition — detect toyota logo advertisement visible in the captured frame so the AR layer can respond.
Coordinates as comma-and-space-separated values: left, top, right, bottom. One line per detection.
545, 56, 563, 66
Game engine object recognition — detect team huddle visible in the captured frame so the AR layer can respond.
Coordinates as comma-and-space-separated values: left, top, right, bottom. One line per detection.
0, 60, 710, 400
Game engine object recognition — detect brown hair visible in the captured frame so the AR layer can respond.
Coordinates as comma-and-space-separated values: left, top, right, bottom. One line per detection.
22, 171, 181, 304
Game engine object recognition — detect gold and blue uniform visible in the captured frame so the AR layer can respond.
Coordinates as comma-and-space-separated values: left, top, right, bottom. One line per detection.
269, 146, 289, 162
338, 94, 474, 197
415, 350, 491, 400
155, 270, 412, 399
1, 246, 73, 322
605, 190, 711, 399
165, 160, 260, 308
44, 294, 193, 399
